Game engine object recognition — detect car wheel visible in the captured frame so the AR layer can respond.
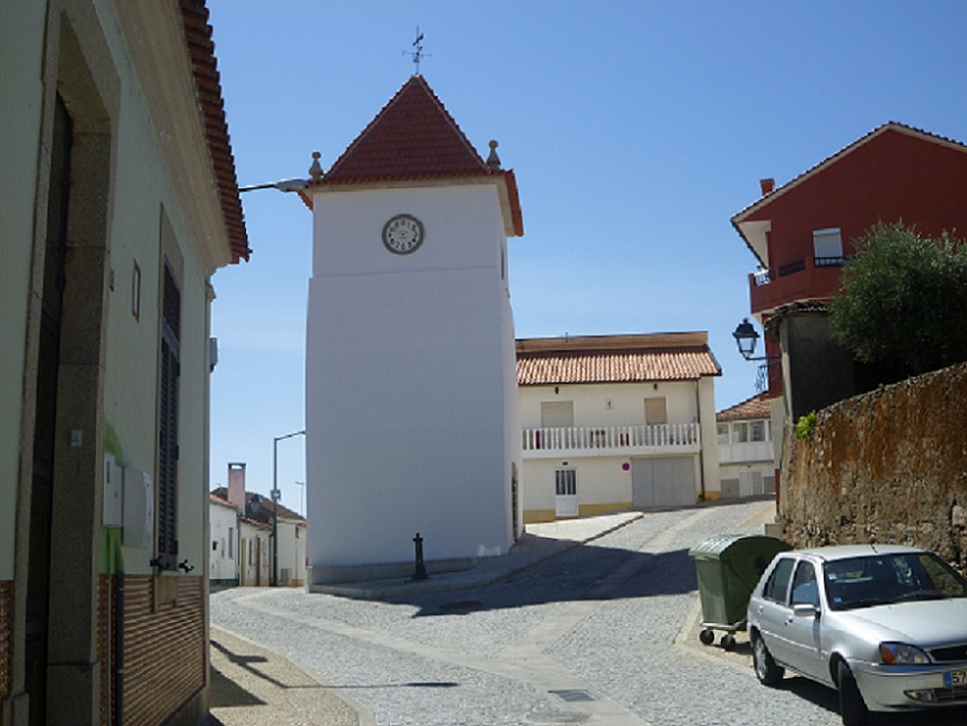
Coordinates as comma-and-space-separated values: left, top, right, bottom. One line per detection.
752, 632, 784, 686
837, 661, 869, 726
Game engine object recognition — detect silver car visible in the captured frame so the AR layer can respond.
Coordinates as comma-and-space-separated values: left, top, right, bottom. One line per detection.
747, 544, 967, 726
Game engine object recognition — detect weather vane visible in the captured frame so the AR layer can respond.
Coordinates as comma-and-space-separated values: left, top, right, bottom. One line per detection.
404, 26, 430, 75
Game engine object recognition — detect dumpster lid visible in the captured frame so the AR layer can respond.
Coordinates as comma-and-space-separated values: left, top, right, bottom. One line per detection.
688, 533, 791, 561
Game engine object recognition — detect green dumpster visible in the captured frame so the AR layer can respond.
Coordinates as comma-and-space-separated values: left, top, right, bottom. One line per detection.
688, 533, 791, 648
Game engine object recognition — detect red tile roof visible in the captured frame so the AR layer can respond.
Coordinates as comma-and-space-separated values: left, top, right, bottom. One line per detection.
732, 122, 967, 225
180, 0, 250, 262
210, 487, 305, 522
717, 393, 773, 422
308, 75, 523, 236
517, 333, 721, 385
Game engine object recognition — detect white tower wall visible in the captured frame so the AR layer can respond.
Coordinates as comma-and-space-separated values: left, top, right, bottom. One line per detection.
306, 184, 519, 575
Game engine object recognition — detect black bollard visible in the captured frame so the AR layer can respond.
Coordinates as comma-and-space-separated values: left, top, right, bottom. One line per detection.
411, 532, 428, 581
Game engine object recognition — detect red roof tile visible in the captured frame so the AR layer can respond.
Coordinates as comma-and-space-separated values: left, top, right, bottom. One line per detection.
517, 333, 721, 385
323, 75, 488, 182
180, 0, 250, 263
717, 393, 773, 422
309, 75, 524, 236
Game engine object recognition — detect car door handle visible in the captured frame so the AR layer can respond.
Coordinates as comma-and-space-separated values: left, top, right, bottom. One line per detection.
784, 617, 794, 625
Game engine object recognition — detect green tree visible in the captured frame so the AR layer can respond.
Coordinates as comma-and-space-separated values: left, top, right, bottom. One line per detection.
829, 221, 967, 375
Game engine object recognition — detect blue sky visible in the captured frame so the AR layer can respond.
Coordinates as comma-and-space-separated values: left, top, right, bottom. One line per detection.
205, 1, 967, 506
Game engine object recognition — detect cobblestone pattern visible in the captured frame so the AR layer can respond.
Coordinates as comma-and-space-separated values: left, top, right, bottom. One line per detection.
212, 501, 966, 726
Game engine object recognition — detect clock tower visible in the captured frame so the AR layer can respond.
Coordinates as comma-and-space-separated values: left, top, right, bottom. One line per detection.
303, 75, 524, 584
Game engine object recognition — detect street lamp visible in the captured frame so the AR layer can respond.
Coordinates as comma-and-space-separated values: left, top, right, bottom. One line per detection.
732, 318, 762, 359
273, 429, 305, 586
239, 177, 308, 193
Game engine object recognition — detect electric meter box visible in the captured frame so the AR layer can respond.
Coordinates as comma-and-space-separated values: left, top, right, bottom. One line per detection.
123, 467, 154, 549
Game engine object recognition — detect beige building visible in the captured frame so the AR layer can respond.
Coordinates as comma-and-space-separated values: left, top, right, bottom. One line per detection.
0, 1, 248, 723
517, 333, 722, 522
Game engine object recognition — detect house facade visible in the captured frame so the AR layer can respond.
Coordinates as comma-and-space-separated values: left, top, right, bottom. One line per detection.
0, 1, 247, 724
716, 393, 779, 500
517, 333, 722, 522
303, 75, 524, 584
209, 496, 240, 590
210, 474, 308, 589
732, 122, 967, 421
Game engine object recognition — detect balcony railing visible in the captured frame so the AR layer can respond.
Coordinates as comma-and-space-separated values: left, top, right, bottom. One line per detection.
748, 255, 846, 314
522, 423, 701, 457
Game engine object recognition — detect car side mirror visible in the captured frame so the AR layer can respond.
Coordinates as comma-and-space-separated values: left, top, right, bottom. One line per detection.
793, 603, 820, 619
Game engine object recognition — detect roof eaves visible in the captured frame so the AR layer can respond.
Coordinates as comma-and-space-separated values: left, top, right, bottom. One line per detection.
179, 0, 250, 263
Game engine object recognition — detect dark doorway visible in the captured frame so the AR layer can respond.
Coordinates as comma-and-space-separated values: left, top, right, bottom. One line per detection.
26, 94, 72, 726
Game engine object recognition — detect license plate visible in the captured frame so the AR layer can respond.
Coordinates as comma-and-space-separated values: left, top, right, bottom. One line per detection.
944, 669, 967, 687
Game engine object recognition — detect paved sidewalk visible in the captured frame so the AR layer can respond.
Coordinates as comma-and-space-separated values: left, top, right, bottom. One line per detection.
208, 501, 776, 725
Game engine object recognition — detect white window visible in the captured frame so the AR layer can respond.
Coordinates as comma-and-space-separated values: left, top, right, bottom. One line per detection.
734, 422, 749, 443
644, 397, 667, 425
717, 423, 730, 445
750, 420, 767, 442
813, 227, 843, 266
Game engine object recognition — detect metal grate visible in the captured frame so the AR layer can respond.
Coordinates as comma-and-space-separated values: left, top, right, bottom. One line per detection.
549, 689, 595, 702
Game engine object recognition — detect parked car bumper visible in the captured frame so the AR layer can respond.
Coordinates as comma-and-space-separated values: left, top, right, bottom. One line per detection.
850, 659, 967, 711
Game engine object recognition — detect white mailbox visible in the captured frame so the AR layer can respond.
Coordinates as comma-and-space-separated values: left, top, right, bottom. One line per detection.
123, 467, 154, 549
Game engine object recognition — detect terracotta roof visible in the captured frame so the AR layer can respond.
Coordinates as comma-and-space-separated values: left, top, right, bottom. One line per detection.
308, 75, 523, 236
517, 333, 721, 385
717, 393, 772, 422
179, 0, 250, 262
210, 487, 305, 523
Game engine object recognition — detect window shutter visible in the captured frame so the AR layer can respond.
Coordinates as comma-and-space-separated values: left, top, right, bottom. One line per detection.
156, 264, 181, 570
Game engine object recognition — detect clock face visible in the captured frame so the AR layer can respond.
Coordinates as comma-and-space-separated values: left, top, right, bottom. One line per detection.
382, 214, 425, 255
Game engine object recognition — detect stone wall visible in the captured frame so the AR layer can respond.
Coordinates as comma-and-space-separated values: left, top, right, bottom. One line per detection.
780, 362, 967, 576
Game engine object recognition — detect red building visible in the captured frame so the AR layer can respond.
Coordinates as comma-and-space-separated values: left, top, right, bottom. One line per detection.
732, 122, 967, 419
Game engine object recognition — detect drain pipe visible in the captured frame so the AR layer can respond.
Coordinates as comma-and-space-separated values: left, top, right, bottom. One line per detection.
113, 562, 125, 724
696, 381, 706, 501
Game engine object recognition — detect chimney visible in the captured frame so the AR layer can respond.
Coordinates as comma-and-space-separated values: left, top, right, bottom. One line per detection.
759, 178, 775, 196
227, 462, 246, 510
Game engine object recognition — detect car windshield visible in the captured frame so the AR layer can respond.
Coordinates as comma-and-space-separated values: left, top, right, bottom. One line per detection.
823, 552, 967, 611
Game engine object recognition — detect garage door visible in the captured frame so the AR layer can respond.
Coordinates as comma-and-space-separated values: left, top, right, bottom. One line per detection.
632, 457, 696, 507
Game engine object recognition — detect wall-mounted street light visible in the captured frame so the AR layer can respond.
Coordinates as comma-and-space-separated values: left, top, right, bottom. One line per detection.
732, 318, 763, 360
733, 318, 781, 393
239, 177, 308, 193
273, 429, 305, 586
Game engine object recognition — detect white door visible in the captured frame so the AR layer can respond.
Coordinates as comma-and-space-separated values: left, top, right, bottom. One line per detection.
555, 469, 578, 517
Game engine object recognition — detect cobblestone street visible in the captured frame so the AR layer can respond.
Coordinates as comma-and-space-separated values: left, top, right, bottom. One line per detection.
211, 501, 967, 725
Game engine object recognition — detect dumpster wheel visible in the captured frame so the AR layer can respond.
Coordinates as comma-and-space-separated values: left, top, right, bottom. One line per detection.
699, 629, 715, 646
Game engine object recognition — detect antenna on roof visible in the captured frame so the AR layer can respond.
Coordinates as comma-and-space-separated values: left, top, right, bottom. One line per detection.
404, 26, 430, 75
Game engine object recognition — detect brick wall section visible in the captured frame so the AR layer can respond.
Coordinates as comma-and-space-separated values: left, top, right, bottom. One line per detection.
781, 363, 967, 576
116, 575, 206, 725
97, 575, 114, 726
1, 580, 11, 708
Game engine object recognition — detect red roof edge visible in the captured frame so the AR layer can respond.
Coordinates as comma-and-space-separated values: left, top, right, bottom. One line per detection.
179, 0, 251, 263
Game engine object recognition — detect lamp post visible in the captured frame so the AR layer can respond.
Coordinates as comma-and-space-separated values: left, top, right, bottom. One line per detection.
273, 429, 305, 586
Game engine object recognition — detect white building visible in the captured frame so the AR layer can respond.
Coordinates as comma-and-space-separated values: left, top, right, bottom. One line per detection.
518, 333, 722, 521
716, 393, 779, 499
304, 74, 524, 584
209, 495, 239, 589
210, 462, 307, 587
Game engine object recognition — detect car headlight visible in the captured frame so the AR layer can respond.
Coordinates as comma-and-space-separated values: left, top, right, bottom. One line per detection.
879, 642, 929, 665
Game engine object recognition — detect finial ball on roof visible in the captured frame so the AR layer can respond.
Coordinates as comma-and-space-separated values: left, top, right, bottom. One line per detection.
486, 139, 501, 170
309, 151, 324, 181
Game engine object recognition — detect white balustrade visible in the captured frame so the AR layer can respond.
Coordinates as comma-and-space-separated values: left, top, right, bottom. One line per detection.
521, 423, 700, 456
